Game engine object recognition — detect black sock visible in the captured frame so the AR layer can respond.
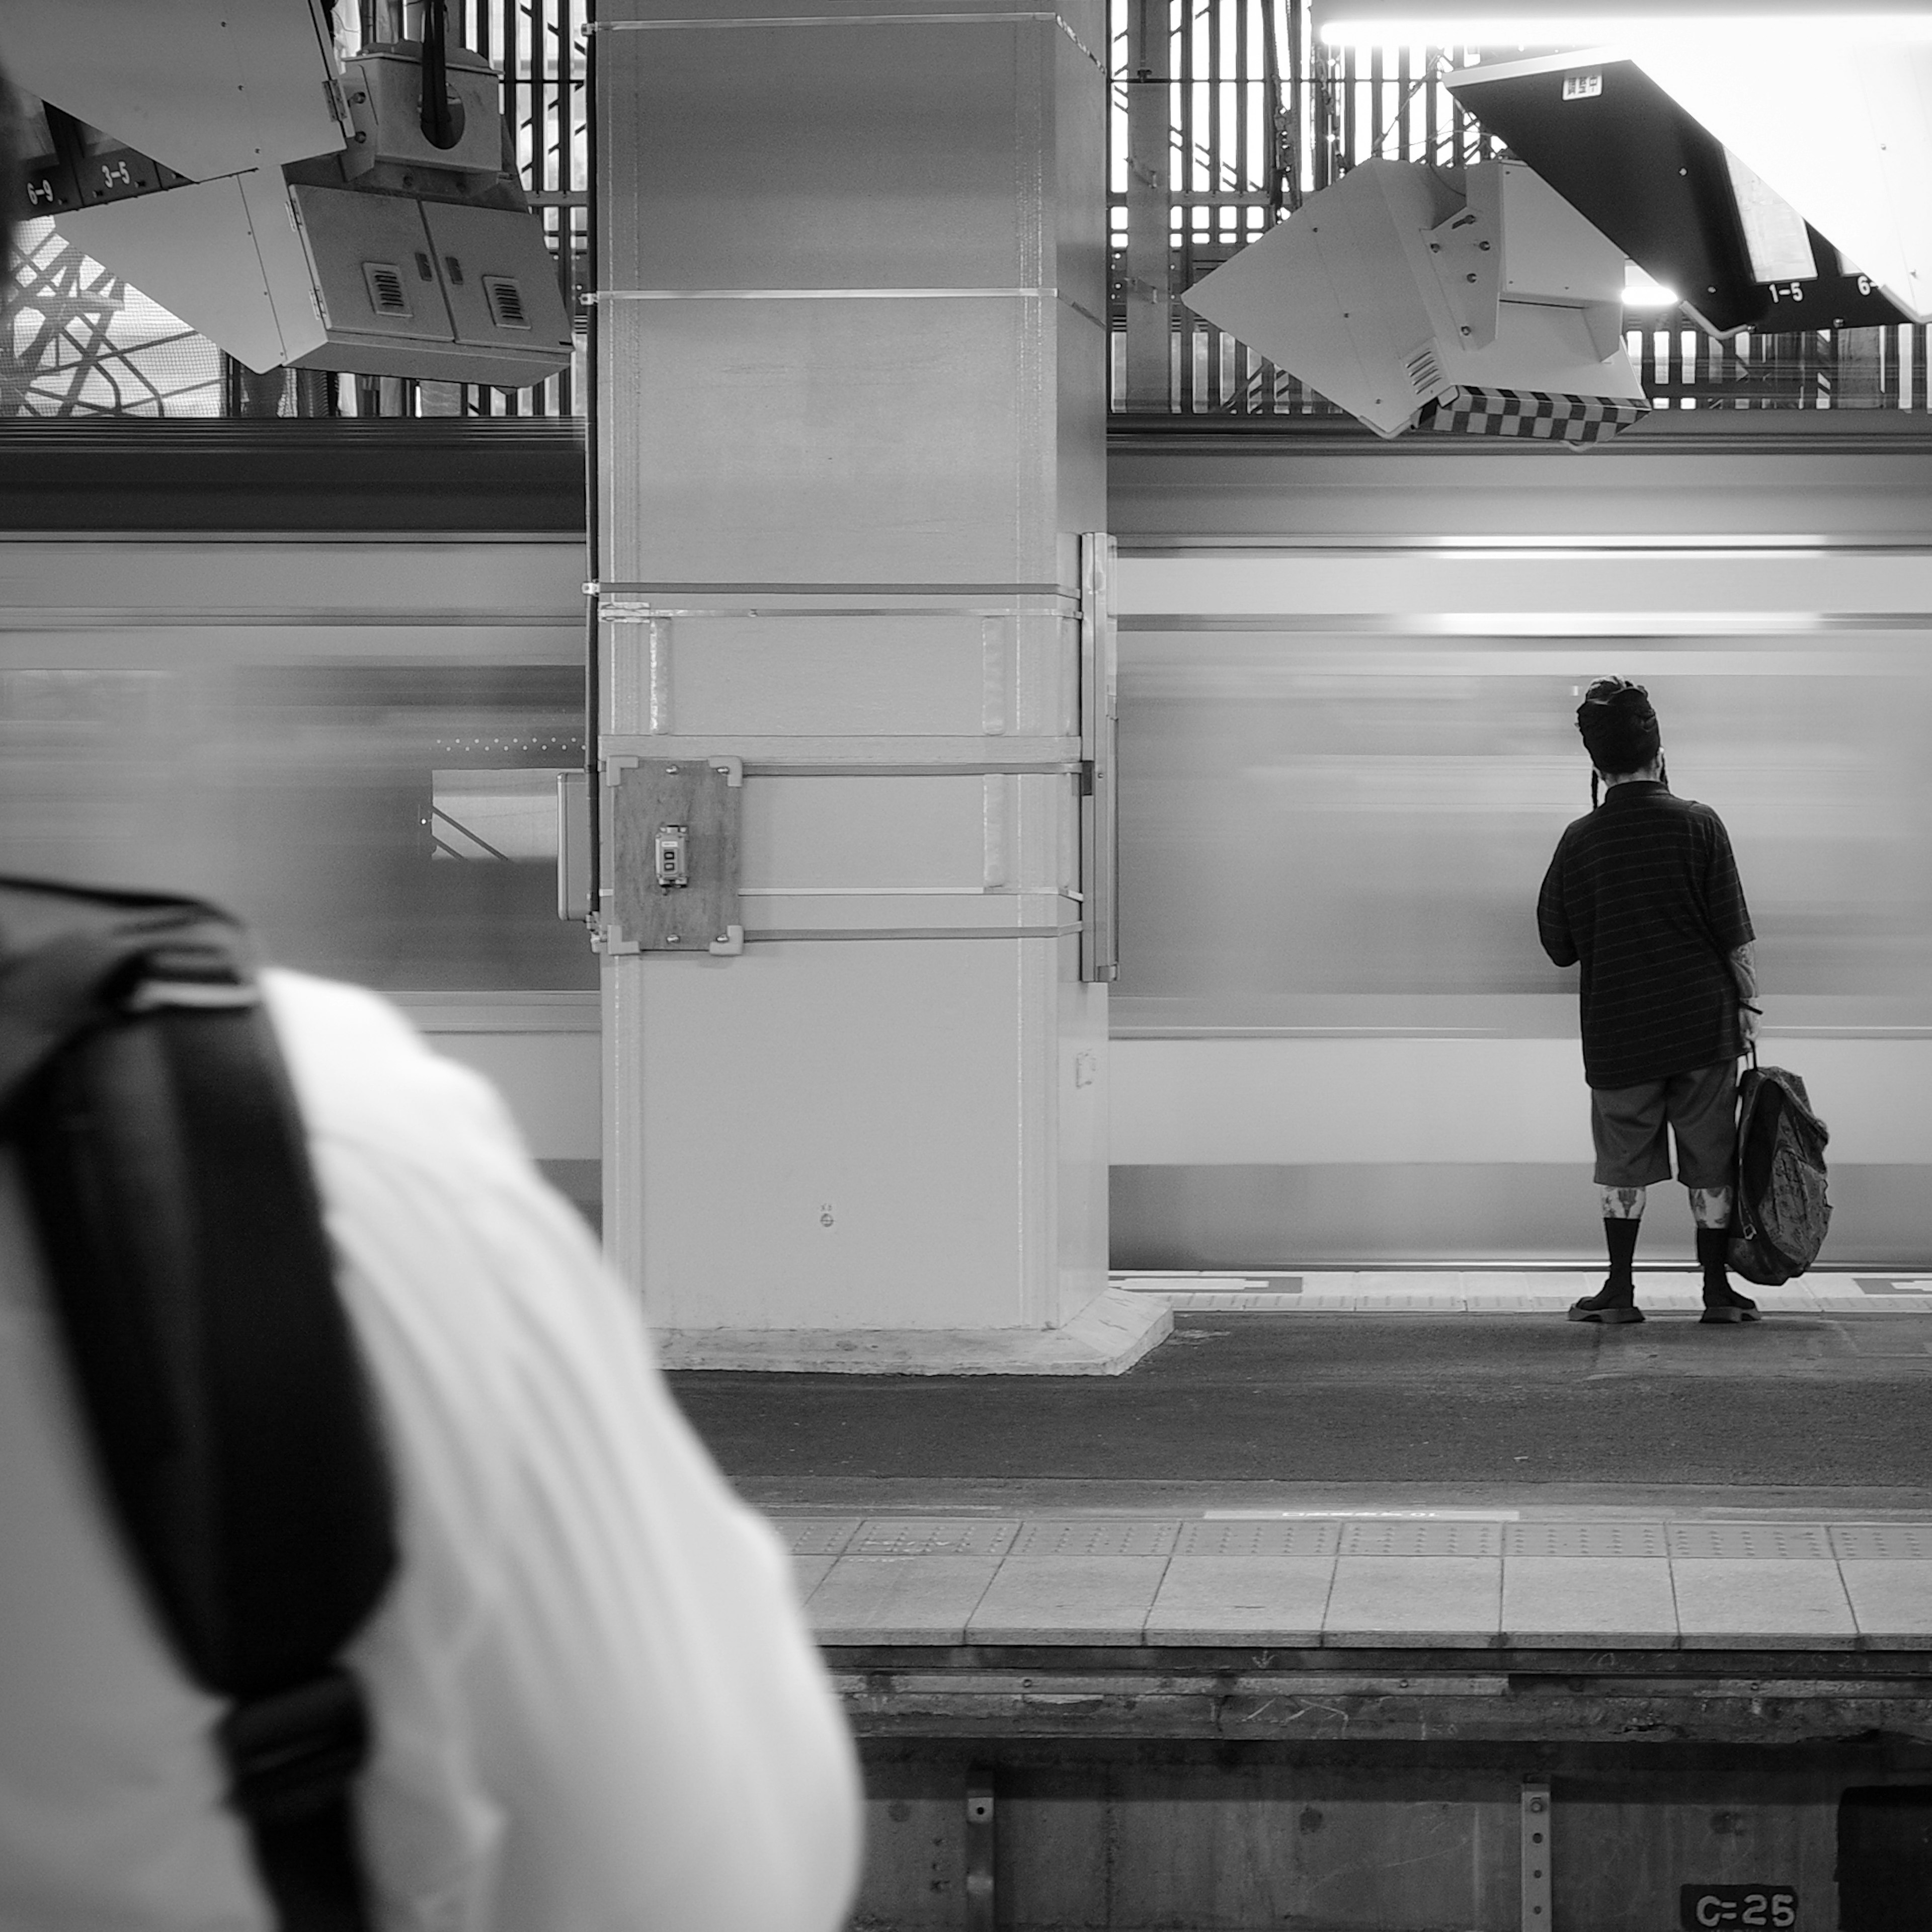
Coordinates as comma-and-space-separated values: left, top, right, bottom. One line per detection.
1603, 1216, 1640, 1291
1696, 1226, 1730, 1292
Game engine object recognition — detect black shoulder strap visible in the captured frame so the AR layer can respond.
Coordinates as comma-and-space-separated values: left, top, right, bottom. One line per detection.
0, 877, 395, 1932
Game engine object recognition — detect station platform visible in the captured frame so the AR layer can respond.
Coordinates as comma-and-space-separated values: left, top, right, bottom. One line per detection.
666, 1278, 1932, 1923
666, 1272, 1932, 1656
780, 1508, 1932, 1654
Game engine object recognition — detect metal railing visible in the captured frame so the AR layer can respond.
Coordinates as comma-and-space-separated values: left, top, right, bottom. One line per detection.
1108, 0, 1932, 419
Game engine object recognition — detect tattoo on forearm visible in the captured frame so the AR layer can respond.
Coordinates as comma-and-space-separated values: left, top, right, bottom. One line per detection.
1729, 941, 1757, 1003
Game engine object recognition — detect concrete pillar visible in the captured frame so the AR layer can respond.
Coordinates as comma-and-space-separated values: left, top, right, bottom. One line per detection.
592, 0, 1164, 1372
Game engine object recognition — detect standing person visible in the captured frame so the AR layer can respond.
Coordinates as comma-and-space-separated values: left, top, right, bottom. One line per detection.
1537, 678, 1763, 1326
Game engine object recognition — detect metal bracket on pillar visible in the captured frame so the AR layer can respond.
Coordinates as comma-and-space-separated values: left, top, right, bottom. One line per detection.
1079, 532, 1119, 984
601, 756, 743, 956
1521, 1778, 1552, 1931
1122, 0, 1173, 411
556, 769, 594, 922
964, 1770, 995, 1932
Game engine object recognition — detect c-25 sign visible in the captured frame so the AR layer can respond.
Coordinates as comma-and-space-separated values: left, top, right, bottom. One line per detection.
1680, 1885, 1797, 1929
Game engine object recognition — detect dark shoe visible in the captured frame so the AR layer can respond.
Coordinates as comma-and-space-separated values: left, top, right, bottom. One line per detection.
1569, 1281, 1644, 1324
1701, 1284, 1761, 1325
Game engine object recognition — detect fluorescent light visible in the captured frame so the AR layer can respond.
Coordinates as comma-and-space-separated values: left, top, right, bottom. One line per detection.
1622, 265, 1679, 308
1317, 13, 1932, 46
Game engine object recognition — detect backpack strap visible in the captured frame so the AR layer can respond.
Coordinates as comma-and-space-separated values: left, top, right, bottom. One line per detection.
0, 879, 395, 1932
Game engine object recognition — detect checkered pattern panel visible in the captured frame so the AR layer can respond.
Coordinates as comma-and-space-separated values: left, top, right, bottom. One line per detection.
1413, 386, 1651, 445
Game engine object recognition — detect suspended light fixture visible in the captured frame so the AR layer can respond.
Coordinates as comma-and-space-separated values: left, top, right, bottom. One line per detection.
1443, 39, 1932, 329
1311, 1, 1932, 45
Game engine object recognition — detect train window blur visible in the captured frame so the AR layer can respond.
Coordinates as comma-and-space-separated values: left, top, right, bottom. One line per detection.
0, 663, 594, 991
1114, 638, 1932, 1034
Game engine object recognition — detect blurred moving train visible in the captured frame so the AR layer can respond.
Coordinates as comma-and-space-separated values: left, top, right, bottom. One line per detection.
4, 426, 1930, 1269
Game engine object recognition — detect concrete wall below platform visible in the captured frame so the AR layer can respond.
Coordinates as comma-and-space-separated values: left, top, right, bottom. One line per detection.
852, 1737, 1932, 1932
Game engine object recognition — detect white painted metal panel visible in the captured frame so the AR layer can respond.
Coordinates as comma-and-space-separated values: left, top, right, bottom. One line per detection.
0, 0, 345, 182
1635, 39, 1932, 324
610, 941, 1046, 1331
600, 297, 1057, 585
52, 175, 326, 374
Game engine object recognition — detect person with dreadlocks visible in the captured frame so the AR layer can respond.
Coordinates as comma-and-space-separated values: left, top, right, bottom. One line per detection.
1537, 678, 1763, 1325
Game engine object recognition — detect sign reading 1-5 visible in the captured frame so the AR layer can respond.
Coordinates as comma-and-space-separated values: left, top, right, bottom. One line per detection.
1679, 1886, 1797, 1929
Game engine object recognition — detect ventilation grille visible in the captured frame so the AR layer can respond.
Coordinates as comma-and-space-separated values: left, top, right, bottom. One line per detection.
361, 262, 411, 317
1405, 344, 1445, 397
482, 275, 530, 331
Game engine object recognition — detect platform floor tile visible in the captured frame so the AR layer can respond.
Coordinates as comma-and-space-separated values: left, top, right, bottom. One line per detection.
1179, 1520, 1341, 1559
1501, 1556, 1677, 1647
778, 1519, 863, 1601
847, 1517, 1019, 1558
1110, 1270, 1928, 1315
1667, 1522, 1834, 1561
778, 1518, 863, 1556
1465, 1295, 1577, 1312
967, 1555, 1173, 1646
1671, 1558, 1858, 1648
1506, 1522, 1668, 1559
783, 1513, 1932, 1653
1837, 1561, 1932, 1648
1339, 1520, 1502, 1557
1832, 1524, 1932, 1560
1322, 1555, 1501, 1648
1144, 1556, 1336, 1645
806, 1554, 1004, 1645
791, 1552, 844, 1599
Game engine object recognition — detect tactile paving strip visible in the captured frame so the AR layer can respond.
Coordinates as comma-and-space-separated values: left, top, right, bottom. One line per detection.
1666, 1523, 1835, 1561
848, 1519, 1019, 1558
778, 1518, 861, 1556
1177, 1520, 1342, 1559
1339, 1520, 1503, 1557
1829, 1524, 1932, 1560
1009, 1520, 1181, 1560
1504, 1522, 1669, 1559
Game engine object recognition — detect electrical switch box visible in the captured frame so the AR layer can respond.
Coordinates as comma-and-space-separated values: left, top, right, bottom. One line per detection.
419, 200, 574, 358
603, 757, 744, 955
291, 184, 454, 346
289, 185, 571, 383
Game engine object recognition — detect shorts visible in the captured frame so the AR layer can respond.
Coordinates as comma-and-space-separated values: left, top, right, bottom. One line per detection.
1590, 1059, 1738, 1190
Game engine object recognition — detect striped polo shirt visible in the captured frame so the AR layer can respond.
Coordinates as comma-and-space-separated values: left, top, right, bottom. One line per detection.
1537, 781, 1754, 1090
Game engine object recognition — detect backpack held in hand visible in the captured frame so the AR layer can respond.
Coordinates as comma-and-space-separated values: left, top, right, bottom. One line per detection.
0, 877, 395, 1932
1728, 1046, 1831, 1286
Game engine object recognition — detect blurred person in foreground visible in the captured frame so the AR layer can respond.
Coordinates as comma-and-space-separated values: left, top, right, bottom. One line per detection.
1537, 678, 1763, 1326
0, 81, 862, 1932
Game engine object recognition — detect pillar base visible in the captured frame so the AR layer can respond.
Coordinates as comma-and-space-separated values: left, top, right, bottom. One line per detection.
656, 1287, 1171, 1377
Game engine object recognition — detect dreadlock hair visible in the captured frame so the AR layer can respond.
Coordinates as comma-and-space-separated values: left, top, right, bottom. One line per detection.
1577, 678, 1662, 808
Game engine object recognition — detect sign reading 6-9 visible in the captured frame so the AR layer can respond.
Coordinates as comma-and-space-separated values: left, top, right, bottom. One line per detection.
1679, 1886, 1797, 1929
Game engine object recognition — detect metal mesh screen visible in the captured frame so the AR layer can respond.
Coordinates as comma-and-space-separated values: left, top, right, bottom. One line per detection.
1107, 1, 1932, 419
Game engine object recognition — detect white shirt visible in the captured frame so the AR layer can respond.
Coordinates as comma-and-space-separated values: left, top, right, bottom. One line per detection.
0, 970, 862, 1931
